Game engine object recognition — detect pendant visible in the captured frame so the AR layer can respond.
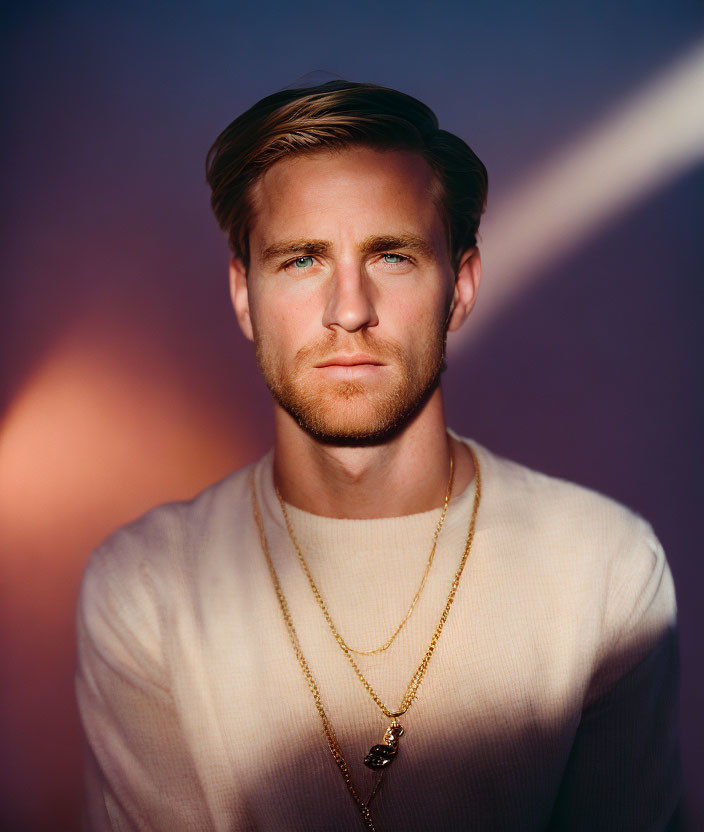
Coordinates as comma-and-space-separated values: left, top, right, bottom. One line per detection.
363, 721, 404, 770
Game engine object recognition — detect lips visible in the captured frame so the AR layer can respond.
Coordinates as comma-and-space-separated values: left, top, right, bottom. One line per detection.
314, 355, 384, 368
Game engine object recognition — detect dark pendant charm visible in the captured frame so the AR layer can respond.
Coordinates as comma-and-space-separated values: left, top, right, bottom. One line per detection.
364, 744, 396, 769
363, 722, 404, 770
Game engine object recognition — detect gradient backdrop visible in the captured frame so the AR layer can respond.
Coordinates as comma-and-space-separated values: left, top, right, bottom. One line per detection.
2, 2, 703, 829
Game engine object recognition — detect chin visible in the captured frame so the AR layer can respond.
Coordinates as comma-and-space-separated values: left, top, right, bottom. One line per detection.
278, 382, 437, 447
310, 411, 390, 443
292, 417, 412, 447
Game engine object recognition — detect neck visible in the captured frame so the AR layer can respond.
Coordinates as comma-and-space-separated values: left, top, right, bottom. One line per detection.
272, 389, 475, 519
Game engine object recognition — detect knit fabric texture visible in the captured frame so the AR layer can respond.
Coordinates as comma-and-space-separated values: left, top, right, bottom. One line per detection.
75, 434, 681, 831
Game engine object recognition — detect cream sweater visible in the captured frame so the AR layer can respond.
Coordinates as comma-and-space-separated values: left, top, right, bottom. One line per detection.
76, 435, 680, 831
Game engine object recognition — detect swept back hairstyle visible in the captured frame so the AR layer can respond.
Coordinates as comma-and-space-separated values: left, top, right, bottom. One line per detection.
205, 80, 488, 273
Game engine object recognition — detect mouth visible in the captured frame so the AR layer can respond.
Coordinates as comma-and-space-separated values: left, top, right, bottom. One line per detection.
313, 354, 387, 381
314, 354, 385, 368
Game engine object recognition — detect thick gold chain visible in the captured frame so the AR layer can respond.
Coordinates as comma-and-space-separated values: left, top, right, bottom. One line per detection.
250, 446, 481, 830
275, 453, 454, 656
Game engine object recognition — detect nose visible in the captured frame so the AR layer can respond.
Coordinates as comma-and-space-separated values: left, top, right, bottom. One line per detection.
322, 262, 379, 333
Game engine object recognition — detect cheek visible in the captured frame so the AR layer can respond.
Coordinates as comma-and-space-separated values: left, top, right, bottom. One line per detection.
251, 291, 315, 351
387, 291, 448, 339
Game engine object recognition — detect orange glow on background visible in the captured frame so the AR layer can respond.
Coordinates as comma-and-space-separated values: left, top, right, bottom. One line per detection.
0, 319, 266, 828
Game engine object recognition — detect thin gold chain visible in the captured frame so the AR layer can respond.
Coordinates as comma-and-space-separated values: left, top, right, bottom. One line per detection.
252, 477, 380, 830
250, 446, 482, 830
275, 453, 455, 656
272, 445, 481, 719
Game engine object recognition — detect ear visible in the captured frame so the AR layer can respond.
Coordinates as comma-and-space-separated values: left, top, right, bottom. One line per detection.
447, 247, 481, 333
229, 256, 254, 342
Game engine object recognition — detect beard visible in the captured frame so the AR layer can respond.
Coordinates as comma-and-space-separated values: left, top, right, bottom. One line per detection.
254, 316, 450, 446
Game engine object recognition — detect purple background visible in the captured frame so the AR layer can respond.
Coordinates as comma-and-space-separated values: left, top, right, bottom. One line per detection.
2, 2, 702, 828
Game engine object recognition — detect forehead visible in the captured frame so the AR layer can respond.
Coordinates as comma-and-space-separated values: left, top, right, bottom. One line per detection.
248, 146, 445, 251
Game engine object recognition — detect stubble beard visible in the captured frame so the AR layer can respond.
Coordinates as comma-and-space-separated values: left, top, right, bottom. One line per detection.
254, 320, 449, 446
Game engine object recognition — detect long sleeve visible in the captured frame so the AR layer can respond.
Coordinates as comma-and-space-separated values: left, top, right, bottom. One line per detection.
75, 512, 211, 832
546, 522, 681, 830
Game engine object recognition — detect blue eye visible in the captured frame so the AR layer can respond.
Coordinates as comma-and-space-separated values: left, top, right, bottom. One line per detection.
383, 254, 406, 264
293, 256, 314, 268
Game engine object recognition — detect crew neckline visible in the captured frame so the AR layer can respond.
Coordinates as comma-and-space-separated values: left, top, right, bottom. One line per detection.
255, 432, 488, 532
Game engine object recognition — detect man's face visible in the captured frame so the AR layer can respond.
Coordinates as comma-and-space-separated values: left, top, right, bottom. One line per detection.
234, 146, 461, 444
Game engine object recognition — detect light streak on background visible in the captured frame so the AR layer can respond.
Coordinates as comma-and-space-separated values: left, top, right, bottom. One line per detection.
450, 39, 704, 354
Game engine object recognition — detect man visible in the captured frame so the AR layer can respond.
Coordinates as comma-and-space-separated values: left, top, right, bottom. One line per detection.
76, 80, 681, 831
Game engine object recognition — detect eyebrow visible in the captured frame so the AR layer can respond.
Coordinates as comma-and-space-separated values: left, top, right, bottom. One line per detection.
258, 234, 437, 265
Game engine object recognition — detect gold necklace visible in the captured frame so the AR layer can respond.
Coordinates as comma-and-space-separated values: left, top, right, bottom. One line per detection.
250, 446, 481, 831
274, 452, 455, 656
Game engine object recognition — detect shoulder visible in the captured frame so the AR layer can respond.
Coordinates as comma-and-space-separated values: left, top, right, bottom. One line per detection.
464, 436, 676, 685
87, 457, 258, 565
77, 458, 262, 643
468, 435, 660, 564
